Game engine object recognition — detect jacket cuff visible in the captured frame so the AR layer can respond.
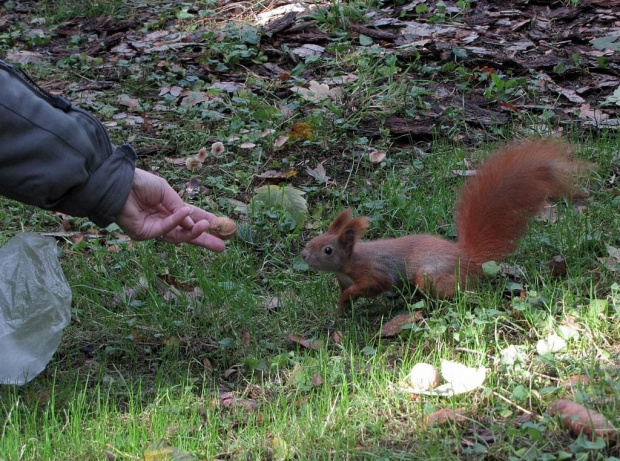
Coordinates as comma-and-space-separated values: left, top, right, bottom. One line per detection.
58, 144, 137, 227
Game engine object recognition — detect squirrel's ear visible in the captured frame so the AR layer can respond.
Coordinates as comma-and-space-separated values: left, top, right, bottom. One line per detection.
327, 209, 352, 233
338, 217, 370, 256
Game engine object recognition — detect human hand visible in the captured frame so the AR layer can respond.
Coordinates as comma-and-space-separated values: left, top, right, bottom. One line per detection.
116, 168, 226, 252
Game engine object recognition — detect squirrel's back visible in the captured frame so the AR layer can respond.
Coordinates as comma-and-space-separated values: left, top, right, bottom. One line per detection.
454, 139, 588, 271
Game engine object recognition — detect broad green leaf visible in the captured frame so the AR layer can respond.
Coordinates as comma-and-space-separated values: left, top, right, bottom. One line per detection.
253, 185, 308, 222
590, 35, 620, 51
359, 34, 373, 46
482, 260, 501, 277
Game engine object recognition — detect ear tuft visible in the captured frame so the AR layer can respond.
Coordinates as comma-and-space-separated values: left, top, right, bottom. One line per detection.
327, 209, 352, 233
345, 217, 370, 238
338, 216, 370, 256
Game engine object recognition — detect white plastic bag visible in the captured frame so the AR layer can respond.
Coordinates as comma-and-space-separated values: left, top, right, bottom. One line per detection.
0, 233, 71, 385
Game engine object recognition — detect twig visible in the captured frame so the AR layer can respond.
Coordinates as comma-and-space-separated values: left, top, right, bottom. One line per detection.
492, 389, 541, 419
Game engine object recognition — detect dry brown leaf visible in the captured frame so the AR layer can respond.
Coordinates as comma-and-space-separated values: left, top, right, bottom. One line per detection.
241, 328, 251, 349
306, 163, 330, 183
288, 334, 323, 351
381, 311, 424, 337
548, 255, 567, 277
118, 96, 140, 111
331, 331, 343, 344
425, 408, 468, 426
163, 156, 187, 165
548, 399, 617, 441
288, 122, 313, 140
577, 103, 609, 122
291, 80, 342, 102
219, 391, 258, 411
559, 375, 590, 390
263, 297, 280, 309
6, 50, 46, 64
311, 374, 324, 387
256, 170, 297, 180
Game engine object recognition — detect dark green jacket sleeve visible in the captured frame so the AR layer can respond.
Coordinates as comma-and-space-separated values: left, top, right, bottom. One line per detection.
0, 60, 137, 227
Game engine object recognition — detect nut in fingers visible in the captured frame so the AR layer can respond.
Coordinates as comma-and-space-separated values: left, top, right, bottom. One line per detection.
209, 216, 237, 240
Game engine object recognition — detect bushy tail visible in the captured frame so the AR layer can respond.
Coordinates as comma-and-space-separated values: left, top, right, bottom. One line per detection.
455, 139, 588, 269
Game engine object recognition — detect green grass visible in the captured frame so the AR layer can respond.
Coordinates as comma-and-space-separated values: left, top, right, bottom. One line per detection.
1, 137, 619, 460
1, 0, 620, 459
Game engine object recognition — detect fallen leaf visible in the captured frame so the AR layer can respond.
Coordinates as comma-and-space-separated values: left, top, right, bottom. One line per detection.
559, 375, 590, 390
590, 35, 620, 51
577, 103, 609, 122
208, 81, 245, 93
425, 408, 468, 426
256, 170, 297, 180
536, 203, 558, 223
180, 91, 211, 106
241, 328, 250, 349
288, 122, 313, 140
219, 391, 258, 411
548, 255, 567, 277
381, 311, 424, 337
311, 374, 324, 387
331, 331, 343, 344
253, 185, 308, 222
118, 95, 140, 111
5, 50, 46, 64
291, 44, 325, 58
263, 297, 280, 309
548, 399, 616, 441
288, 334, 323, 350
164, 156, 187, 165
306, 163, 330, 184
598, 244, 620, 272
291, 80, 342, 103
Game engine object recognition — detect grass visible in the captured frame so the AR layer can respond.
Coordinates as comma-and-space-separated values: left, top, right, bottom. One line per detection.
1, 0, 620, 459
2, 137, 619, 460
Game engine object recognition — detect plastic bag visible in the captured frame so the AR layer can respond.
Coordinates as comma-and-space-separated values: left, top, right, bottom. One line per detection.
0, 233, 72, 385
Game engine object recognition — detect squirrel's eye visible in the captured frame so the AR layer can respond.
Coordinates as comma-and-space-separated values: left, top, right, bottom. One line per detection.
324, 246, 333, 255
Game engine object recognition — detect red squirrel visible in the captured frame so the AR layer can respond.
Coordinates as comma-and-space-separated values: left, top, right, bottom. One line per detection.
301, 139, 589, 313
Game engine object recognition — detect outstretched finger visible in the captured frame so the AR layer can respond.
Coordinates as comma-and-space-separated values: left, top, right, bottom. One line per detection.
187, 232, 226, 252
154, 207, 192, 238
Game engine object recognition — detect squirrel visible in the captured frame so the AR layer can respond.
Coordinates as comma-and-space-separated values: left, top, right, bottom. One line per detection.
301, 139, 590, 313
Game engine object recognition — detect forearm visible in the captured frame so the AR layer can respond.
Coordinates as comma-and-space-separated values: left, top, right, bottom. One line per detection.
0, 60, 136, 227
